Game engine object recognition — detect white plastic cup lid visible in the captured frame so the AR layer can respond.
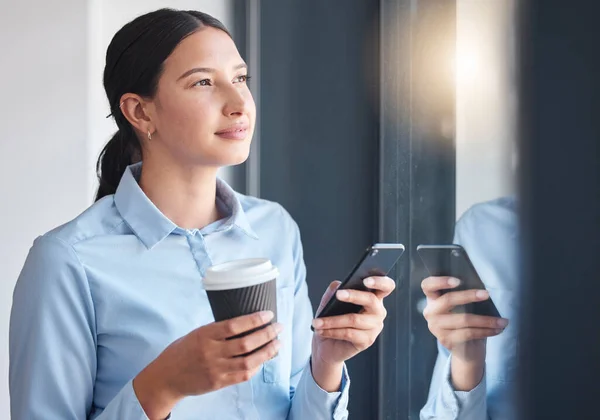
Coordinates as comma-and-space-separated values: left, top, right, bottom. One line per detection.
203, 258, 279, 291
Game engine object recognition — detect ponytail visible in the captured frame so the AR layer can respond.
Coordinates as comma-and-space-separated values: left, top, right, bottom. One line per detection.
95, 125, 141, 201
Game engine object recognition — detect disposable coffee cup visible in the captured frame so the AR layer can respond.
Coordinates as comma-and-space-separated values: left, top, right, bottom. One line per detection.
203, 258, 279, 335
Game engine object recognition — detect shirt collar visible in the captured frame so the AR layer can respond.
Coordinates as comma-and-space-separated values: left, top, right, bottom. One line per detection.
114, 163, 258, 250
214, 177, 259, 241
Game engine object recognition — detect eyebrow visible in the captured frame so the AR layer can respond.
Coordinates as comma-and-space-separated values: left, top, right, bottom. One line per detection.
177, 63, 248, 80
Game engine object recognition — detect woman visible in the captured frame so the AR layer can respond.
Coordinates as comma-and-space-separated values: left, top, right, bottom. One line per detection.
9, 9, 394, 420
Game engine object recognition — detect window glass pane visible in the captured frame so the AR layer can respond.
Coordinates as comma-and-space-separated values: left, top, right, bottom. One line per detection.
416, 1, 520, 419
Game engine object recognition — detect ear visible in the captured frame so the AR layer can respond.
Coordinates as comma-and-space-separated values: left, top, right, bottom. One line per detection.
119, 94, 156, 138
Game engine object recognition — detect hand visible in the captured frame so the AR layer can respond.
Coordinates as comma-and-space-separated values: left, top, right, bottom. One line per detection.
311, 276, 395, 366
133, 311, 282, 420
421, 276, 509, 390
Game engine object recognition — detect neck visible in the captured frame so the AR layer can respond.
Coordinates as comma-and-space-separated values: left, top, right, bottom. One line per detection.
139, 159, 221, 230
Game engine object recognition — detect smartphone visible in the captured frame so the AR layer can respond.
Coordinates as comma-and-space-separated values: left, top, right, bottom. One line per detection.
416, 244, 501, 317
315, 243, 405, 321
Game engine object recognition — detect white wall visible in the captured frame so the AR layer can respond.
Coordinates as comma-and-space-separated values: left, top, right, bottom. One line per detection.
455, 0, 517, 218
1, 1, 231, 417
0, 0, 89, 416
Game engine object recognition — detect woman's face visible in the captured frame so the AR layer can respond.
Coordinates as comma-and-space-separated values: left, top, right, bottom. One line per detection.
147, 26, 255, 168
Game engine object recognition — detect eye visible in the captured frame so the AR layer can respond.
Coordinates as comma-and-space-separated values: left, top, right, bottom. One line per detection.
193, 79, 212, 87
234, 75, 251, 84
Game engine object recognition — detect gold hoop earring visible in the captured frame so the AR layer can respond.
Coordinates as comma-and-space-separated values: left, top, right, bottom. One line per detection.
147, 130, 152, 141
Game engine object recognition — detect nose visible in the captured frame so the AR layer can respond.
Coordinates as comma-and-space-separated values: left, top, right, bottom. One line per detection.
222, 86, 248, 117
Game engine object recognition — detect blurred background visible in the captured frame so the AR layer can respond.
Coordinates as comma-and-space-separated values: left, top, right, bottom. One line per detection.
1, 0, 598, 419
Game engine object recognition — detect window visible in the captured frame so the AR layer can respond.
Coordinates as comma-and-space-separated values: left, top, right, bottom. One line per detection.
247, 0, 519, 417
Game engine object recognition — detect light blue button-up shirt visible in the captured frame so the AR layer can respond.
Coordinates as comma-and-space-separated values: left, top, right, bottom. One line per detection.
420, 197, 519, 420
9, 163, 350, 420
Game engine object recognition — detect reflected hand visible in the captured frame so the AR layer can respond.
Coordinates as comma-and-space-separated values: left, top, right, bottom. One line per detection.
421, 276, 508, 361
421, 276, 509, 391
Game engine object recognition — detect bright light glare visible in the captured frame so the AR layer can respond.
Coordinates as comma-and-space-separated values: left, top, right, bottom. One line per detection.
454, 47, 480, 85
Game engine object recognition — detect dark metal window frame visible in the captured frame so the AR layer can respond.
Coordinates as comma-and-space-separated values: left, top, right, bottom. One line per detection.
379, 1, 457, 418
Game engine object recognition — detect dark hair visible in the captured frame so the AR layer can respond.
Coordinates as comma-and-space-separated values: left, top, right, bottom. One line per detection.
95, 8, 231, 201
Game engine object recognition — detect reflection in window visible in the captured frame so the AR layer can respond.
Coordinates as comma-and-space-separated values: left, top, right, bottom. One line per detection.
419, 1, 519, 419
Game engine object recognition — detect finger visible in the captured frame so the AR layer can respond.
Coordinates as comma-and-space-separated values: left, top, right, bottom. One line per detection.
335, 289, 382, 314
434, 289, 491, 313
212, 311, 275, 340
315, 328, 373, 350
217, 366, 262, 389
227, 338, 281, 373
441, 327, 504, 347
421, 276, 461, 299
312, 313, 380, 331
363, 276, 396, 299
221, 365, 263, 387
317, 281, 342, 313
225, 322, 284, 357
432, 314, 509, 330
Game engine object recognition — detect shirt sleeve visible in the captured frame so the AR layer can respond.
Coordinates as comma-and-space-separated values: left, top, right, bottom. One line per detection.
9, 235, 151, 420
420, 342, 488, 420
282, 209, 350, 420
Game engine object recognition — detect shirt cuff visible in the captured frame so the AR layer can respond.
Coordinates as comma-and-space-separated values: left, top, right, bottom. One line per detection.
125, 380, 173, 420
440, 355, 487, 417
296, 360, 350, 419
95, 379, 151, 420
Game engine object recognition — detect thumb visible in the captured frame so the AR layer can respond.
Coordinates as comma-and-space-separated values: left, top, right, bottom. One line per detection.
317, 281, 342, 314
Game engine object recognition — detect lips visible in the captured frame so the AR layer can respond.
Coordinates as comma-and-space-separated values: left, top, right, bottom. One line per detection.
215, 123, 250, 140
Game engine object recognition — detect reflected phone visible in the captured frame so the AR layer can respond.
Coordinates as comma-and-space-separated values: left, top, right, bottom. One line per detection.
315, 243, 404, 322
416, 244, 501, 317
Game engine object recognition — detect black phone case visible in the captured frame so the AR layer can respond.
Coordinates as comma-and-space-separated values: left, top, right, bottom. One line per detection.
315, 245, 404, 320
417, 245, 501, 318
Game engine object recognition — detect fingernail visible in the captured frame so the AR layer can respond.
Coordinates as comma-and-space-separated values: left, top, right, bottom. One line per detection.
260, 311, 275, 322
476, 290, 489, 299
448, 277, 460, 287
312, 319, 324, 329
274, 323, 284, 334
364, 278, 375, 287
497, 318, 509, 328
337, 290, 350, 300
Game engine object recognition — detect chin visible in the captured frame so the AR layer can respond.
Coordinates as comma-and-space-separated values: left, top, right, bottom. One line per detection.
223, 141, 252, 165
224, 153, 250, 166
211, 147, 251, 167
184, 139, 252, 167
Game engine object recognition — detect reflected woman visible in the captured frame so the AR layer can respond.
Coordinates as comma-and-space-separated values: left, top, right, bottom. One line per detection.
420, 196, 519, 420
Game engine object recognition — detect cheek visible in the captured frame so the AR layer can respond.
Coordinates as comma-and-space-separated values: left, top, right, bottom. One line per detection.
162, 97, 215, 137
